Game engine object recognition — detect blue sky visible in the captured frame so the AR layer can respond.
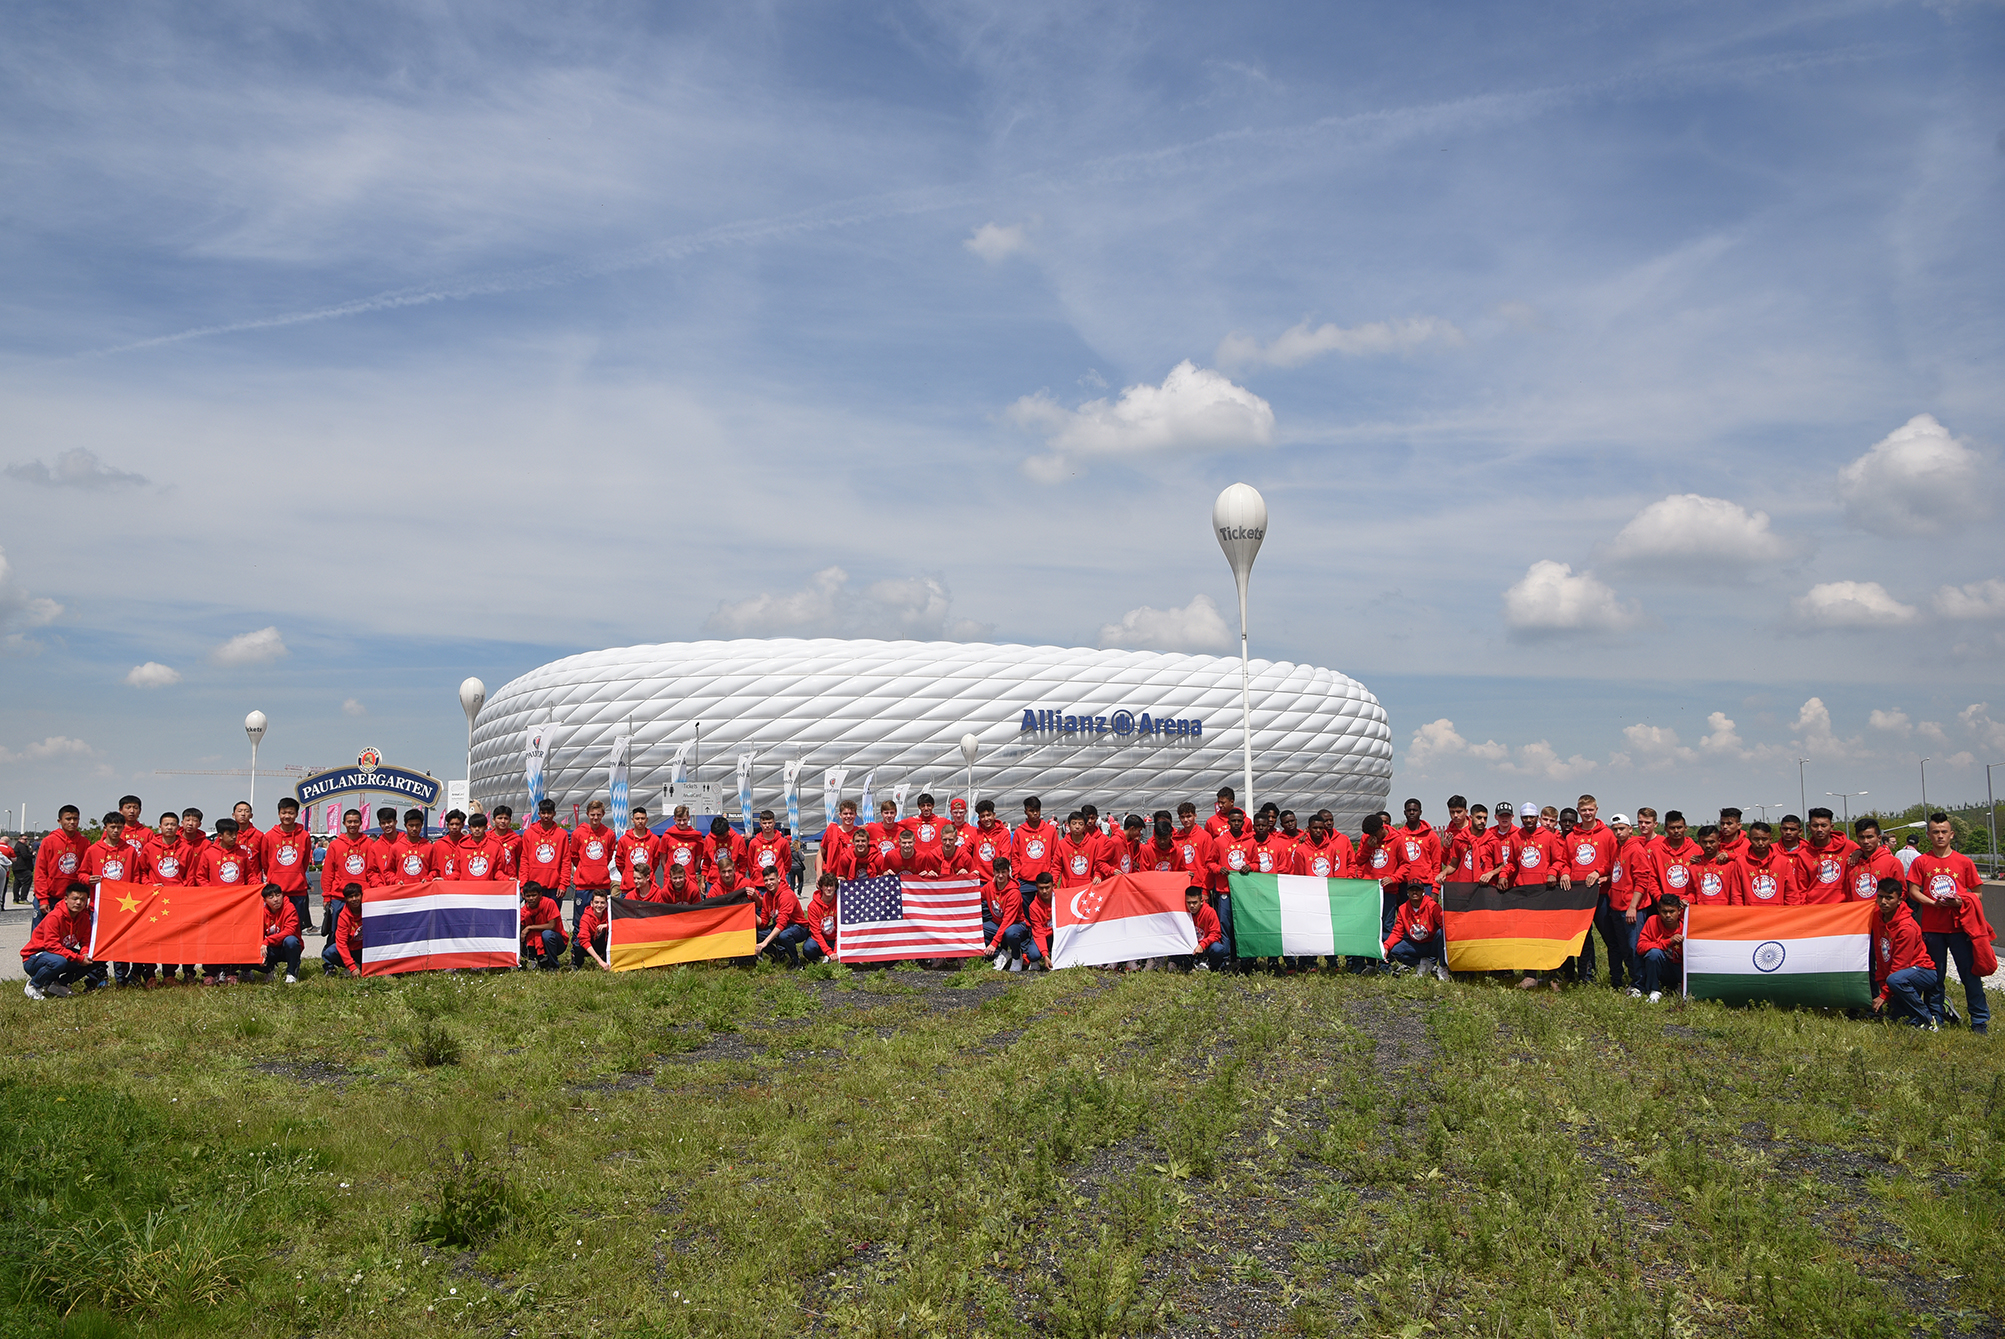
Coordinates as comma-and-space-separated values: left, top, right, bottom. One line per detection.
1, 0, 2001, 828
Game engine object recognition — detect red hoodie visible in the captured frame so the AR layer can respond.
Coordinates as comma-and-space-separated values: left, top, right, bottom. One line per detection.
82, 836, 141, 887
1688, 857, 1748, 908
456, 835, 507, 881
22, 901, 92, 963
570, 823, 615, 890
1383, 896, 1444, 956
1636, 912, 1683, 963
747, 830, 793, 880
519, 821, 571, 890
1796, 835, 1859, 905
262, 897, 301, 947
323, 833, 373, 891
1011, 821, 1059, 883
613, 831, 657, 891
332, 901, 365, 972
1025, 892, 1053, 959
1191, 899, 1224, 953
519, 895, 567, 946
261, 824, 314, 894
1055, 832, 1105, 889
1736, 846, 1797, 907
805, 889, 841, 958
1845, 845, 1906, 903
196, 842, 258, 889
1870, 902, 1934, 1003
33, 829, 91, 906
143, 833, 193, 887
967, 821, 1014, 878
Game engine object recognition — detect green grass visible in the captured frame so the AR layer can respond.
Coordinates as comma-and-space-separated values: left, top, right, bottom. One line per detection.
0, 964, 1999, 1337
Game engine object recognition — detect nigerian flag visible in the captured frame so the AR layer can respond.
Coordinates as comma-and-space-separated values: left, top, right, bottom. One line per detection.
1229, 874, 1385, 959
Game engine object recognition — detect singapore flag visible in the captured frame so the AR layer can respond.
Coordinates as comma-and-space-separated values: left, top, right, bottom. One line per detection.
1053, 872, 1197, 969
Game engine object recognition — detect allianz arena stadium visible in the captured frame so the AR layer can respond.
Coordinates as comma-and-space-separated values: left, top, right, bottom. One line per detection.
469, 639, 1392, 831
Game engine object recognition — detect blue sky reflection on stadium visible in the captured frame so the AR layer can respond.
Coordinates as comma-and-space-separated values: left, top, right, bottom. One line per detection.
0, 0, 2000, 820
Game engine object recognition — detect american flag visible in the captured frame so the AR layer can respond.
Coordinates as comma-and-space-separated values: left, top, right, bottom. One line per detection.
836, 872, 985, 962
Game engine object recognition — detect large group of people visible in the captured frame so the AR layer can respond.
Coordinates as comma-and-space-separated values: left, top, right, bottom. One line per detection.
13, 785, 1993, 1035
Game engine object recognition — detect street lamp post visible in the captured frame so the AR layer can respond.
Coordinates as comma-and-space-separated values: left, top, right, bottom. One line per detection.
960, 734, 979, 809
244, 711, 268, 813
1986, 762, 1999, 877
1826, 790, 1866, 824
1920, 757, 1930, 812
459, 678, 486, 805
1751, 803, 1787, 822
1213, 484, 1267, 815
1796, 758, 1810, 818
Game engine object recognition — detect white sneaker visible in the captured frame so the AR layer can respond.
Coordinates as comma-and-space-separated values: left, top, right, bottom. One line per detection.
284, 974, 298, 985
1626, 987, 1642, 998
1008, 957, 1024, 973
1433, 960, 1452, 982
992, 952, 1008, 971
22, 982, 44, 1001
1647, 991, 1662, 1003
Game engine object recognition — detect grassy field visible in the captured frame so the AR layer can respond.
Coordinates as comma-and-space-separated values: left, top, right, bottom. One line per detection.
1, 962, 2001, 1338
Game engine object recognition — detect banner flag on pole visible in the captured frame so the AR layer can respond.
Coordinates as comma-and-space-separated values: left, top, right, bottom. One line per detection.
524, 723, 551, 812
822, 768, 849, 831
609, 893, 755, 970
358, 879, 521, 975
1441, 881, 1598, 971
607, 733, 633, 830
323, 801, 340, 836
858, 770, 876, 820
1052, 872, 1195, 968
1684, 902, 1872, 1007
1228, 873, 1384, 959
89, 881, 262, 966
669, 740, 693, 785
891, 782, 910, 815
736, 753, 758, 835
782, 760, 804, 839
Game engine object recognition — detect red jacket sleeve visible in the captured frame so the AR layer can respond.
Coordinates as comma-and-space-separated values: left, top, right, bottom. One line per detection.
337, 907, 363, 972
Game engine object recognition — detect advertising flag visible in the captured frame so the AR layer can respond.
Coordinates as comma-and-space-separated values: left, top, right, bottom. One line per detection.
858, 770, 876, 820
322, 801, 340, 835
1441, 881, 1598, 971
89, 881, 262, 966
609, 893, 755, 970
836, 872, 986, 962
891, 782, 910, 815
736, 753, 757, 835
822, 768, 849, 830
359, 879, 521, 975
1053, 872, 1196, 968
1684, 902, 1872, 1007
524, 722, 551, 811
669, 740, 693, 785
608, 733, 632, 830
782, 760, 804, 839
1229, 873, 1384, 959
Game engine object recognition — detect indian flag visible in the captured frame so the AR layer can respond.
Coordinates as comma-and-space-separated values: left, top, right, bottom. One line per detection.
1684, 902, 1872, 1007
1229, 874, 1384, 959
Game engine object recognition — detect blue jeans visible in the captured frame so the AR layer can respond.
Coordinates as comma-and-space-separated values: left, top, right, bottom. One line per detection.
574, 887, 608, 935
572, 929, 610, 969
984, 921, 1032, 959
322, 896, 344, 937
1387, 930, 1445, 969
321, 942, 352, 974
762, 923, 812, 965
24, 951, 102, 991
263, 936, 303, 977
526, 930, 564, 970
1640, 949, 1678, 995
1215, 893, 1235, 958
1594, 894, 1636, 989
1922, 931, 1991, 1031
1380, 886, 1401, 938
1882, 965, 1936, 1026
1170, 942, 1230, 971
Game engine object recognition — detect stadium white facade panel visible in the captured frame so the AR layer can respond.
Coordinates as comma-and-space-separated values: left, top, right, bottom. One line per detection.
470, 639, 1393, 831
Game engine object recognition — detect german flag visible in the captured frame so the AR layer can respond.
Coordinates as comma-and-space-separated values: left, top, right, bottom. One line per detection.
608, 893, 755, 972
1441, 880, 1598, 971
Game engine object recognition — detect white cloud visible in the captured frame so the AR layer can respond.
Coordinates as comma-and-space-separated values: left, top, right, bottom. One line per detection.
1499, 741, 1599, 781
1947, 751, 1975, 768
964, 221, 1031, 263
5, 447, 149, 490
705, 567, 992, 640
1501, 560, 1641, 638
211, 626, 289, 666
1621, 723, 1696, 767
1405, 718, 1508, 769
125, 662, 182, 688
1933, 577, 2005, 620
0, 736, 96, 764
1700, 711, 1748, 756
1007, 361, 1274, 480
343, 698, 368, 716
1917, 721, 1948, 744
1600, 494, 1799, 579
0, 546, 63, 634
1793, 697, 1862, 761
1837, 413, 1994, 537
1960, 703, 2005, 753
1790, 581, 1919, 628
1215, 315, 1463, 369
1097, 593, 1232, 651
1868, 708, 1910, 734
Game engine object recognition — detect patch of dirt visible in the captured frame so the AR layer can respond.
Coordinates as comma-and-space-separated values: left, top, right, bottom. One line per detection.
252, 1057, 354, 1087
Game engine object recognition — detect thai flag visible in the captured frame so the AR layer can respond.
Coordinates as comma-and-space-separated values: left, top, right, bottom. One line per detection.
360, 878, 521, 976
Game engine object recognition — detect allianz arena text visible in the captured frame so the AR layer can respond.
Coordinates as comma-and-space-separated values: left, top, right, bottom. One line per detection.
470, 639, 1392, 830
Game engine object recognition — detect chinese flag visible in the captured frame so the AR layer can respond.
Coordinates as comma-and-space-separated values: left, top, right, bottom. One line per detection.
88, 881, 263, 964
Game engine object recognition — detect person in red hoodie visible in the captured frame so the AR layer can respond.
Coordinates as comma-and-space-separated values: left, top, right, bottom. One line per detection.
1213, 808, 1254, 884
573, 891, 612, 970
613, 806, 657, 896
1649, 812, 1701, 906
967, 800, 1013, 878
1845, 818, 1906, 903
822, 827, 871, 882
1441, 805, 1495, 886
195, 817, 260, 890
1104, 814, 1145, 875
458, 813, 507, 881
1246, 810, 1293, 876
981, 858, 1033, 969
936, 824, 981, 878
388, 809, 436, 884
1356, 813, 1406, 917
1172, 803, 1214, 882
658, 863, 699, 906
1055, 812, 1106, 890
82, 813, 137, 888
1869, 876, 1938, 1028
708, 817, 749, 877
1736, 821, 1797, 907
31, 806, 91, 929
1382, 881, 1448, 980
21, 882, 104, 998
261, 798, 315, 933
802, 871, 842, 963
1204, 787, 1237, 842
706, 850, 757, 898
1635, 893, 1685, 1001
1395, 798, 1444, 888
518, 800, 571, 893
256, 882, 304, 984
320, 809, 371, 935
519, 881, 566, 971
1687, 826, 1749, 908
490, 805, 523, 878
865, 801, 904, 866
1012, 797, 1059, 897
1022, 872, 1055, 970
747, 810, 793, 884
752, 866, 812, 964
432, 810, 469, 879
907, 795, 946, 860
1297, 811, 1357, 880
656, 806, 708, 886
321, 883, 365, 976
569, 799, 615, 933
231, 801, 262, 854
366, 807, 404, 888
1716, 808, 1749, 860
1171, 885, 1229, 973
876, 828, 940, 879
1909, 812, 1988, 1033
1795, 807, 1857, 905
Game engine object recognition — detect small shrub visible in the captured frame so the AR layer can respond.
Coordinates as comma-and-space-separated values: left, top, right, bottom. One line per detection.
413, 1147, 531, 1248
402, 1019, 462, 1069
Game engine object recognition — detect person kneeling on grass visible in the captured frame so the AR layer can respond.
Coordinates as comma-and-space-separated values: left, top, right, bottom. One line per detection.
1169, 885, 1229, 973
21, 882, 106, 999
1383, 880, 1449, 981
322, 883, 365, 977
753, 866, 812, 965
803, 872, 840, 963
256, 882, 303, 983
519, 882, 566, 971
1871, 877, 1938, 1030
982, 858, 1035, 970
1021, 873, 1055, 971
1635, 893, 1684, 1002
573, 891, 612, 970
